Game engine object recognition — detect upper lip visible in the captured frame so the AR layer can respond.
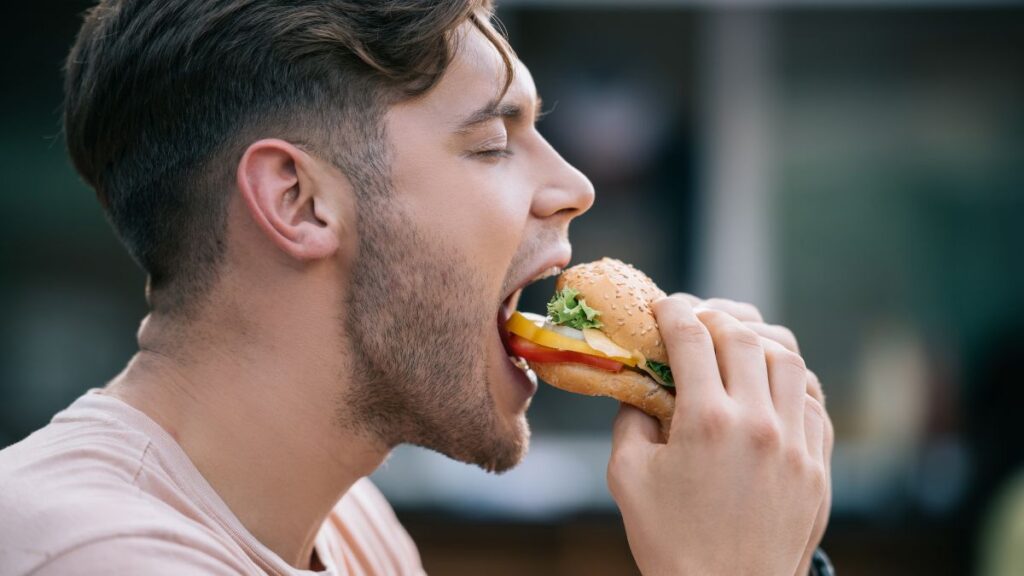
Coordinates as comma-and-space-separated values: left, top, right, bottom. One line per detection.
503, 246, 573, 304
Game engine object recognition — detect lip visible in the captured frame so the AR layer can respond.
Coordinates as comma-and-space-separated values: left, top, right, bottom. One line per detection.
494, 331, 539, 403
501, 245, 573, 306
497, 249, 571, 336
496, 244, 572, 358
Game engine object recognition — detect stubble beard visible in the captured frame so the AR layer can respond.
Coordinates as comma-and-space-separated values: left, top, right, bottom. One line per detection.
341, 194, 528, 474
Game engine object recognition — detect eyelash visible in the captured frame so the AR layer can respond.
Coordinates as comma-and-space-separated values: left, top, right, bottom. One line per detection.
474, 148, 513, 159
469, 105, 554, 161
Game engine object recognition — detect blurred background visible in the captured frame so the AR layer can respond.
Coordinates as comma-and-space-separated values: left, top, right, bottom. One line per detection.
2, 1, 1023, 574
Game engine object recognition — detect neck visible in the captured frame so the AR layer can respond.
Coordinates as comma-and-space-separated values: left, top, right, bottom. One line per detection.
106, 310, 389, 569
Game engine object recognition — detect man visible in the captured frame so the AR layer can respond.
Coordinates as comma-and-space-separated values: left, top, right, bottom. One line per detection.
0, 1, 833, 574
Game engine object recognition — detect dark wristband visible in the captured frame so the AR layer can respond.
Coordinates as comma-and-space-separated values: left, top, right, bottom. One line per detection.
809, 548, 834, 576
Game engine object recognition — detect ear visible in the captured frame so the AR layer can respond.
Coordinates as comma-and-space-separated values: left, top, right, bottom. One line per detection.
236, 139, 343, 262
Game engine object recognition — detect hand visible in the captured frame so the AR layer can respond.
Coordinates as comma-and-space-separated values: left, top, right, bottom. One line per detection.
691, 297, 835, 575
607, 294, 830, 576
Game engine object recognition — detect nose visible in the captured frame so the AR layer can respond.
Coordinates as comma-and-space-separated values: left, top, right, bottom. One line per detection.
530, 135, 595, 220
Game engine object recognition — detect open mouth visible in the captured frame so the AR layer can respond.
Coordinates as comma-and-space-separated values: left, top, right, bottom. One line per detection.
497, 265, 563, 362
498, 291, 520, 358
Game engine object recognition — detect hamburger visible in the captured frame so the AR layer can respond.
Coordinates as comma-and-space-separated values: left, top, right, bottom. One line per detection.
504, 258, 675, 432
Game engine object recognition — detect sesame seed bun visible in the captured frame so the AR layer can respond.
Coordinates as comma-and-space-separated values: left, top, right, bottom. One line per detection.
528, 258, 675, 433
558, 257, 668, 363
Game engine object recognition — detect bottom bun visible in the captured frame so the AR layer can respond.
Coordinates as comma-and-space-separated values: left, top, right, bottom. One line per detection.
530, 362, 675, 435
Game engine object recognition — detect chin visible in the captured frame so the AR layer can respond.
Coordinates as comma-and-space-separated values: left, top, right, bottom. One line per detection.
482, 416, 531, 474
470, 389, 532, 474
479, 357, 534, 472
415, 365, 532, 474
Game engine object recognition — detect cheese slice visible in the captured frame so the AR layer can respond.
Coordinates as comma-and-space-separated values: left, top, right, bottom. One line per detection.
505, 312, 636, 366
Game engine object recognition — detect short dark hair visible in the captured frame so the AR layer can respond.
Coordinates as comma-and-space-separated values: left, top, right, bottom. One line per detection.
64, 0, 513, 314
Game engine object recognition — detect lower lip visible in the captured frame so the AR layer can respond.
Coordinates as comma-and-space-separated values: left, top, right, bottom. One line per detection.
505, 350, 538, 398
495, 322, 538, 401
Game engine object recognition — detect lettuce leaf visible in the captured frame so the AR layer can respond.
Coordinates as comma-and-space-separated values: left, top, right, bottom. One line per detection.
646, 360, 675, 387
546, 287, 603, 330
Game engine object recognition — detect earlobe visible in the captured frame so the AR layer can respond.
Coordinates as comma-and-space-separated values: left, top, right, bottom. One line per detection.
237, 139, 341, 262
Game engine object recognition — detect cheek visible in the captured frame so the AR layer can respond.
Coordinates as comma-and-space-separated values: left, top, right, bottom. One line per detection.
463, 183, 526, 252
402, 164, 530, 261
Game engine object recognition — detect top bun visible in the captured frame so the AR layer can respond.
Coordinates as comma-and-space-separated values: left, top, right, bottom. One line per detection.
557, 257, 668, 364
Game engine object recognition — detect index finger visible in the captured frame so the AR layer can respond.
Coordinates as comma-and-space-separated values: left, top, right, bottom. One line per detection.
696, 297, 764, 323
666, 292, 703, 307
652, 294, 728, 414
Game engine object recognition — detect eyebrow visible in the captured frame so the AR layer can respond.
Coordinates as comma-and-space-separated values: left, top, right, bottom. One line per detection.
452, 95, 544, 135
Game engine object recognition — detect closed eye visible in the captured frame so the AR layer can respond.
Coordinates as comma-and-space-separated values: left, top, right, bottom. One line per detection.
469, 132, 511, 160
473, 148, 513, 160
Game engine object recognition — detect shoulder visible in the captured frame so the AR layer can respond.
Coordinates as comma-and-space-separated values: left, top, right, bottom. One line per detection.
29, 534, 246, 576
0, 404, 244, 575
0, 394, 156, 504
0, 466, 251, 576
0, 472, 245, 575
0, 485, 248, 575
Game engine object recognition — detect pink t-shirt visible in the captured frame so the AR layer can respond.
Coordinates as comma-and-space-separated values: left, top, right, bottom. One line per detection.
0, 391, 425, 576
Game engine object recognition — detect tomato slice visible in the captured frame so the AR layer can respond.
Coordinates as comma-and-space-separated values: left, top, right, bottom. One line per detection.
508, 334, 625, 373
505, 311, 636, 366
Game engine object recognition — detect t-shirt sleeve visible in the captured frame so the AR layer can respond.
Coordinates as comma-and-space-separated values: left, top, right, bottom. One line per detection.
32, 536, 246, 576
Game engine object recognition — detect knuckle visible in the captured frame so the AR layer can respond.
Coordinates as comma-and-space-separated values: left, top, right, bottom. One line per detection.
606, 468, 626, 500
606, 451, 631, 497
805, 395, 827, 421
722, 324, 762, 350
669, 292, 702, 306
691, 405, 735, 441
701, 298, 730, 311
806, 371, 826, 404
768, 348, 807, 374
773, 324, 799, 351
737, 301, 764, 322
651, 296, 673, 322
607, 442, 651, 498
694, 307, 727, 323
703, 298, 763, 322
784, 446, 807, 471
808, 462, 828, 495
654, 293, 689, 315
671, 317, 712, 345
745, 415, 782, 451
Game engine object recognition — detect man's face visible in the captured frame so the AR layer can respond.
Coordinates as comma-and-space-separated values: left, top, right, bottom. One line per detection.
343, 22, 594, 472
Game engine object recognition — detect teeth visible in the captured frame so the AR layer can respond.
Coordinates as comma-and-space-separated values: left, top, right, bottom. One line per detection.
531, 266, 562, 283
509, 356, 537, 384
511, 356, 530, 370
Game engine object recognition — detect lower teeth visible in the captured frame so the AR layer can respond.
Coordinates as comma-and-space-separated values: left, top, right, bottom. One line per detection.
513, 357, 537, 386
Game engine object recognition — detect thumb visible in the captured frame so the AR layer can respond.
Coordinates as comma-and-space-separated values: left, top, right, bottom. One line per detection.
611, 403, 661, 449
608, 404, 658, 500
